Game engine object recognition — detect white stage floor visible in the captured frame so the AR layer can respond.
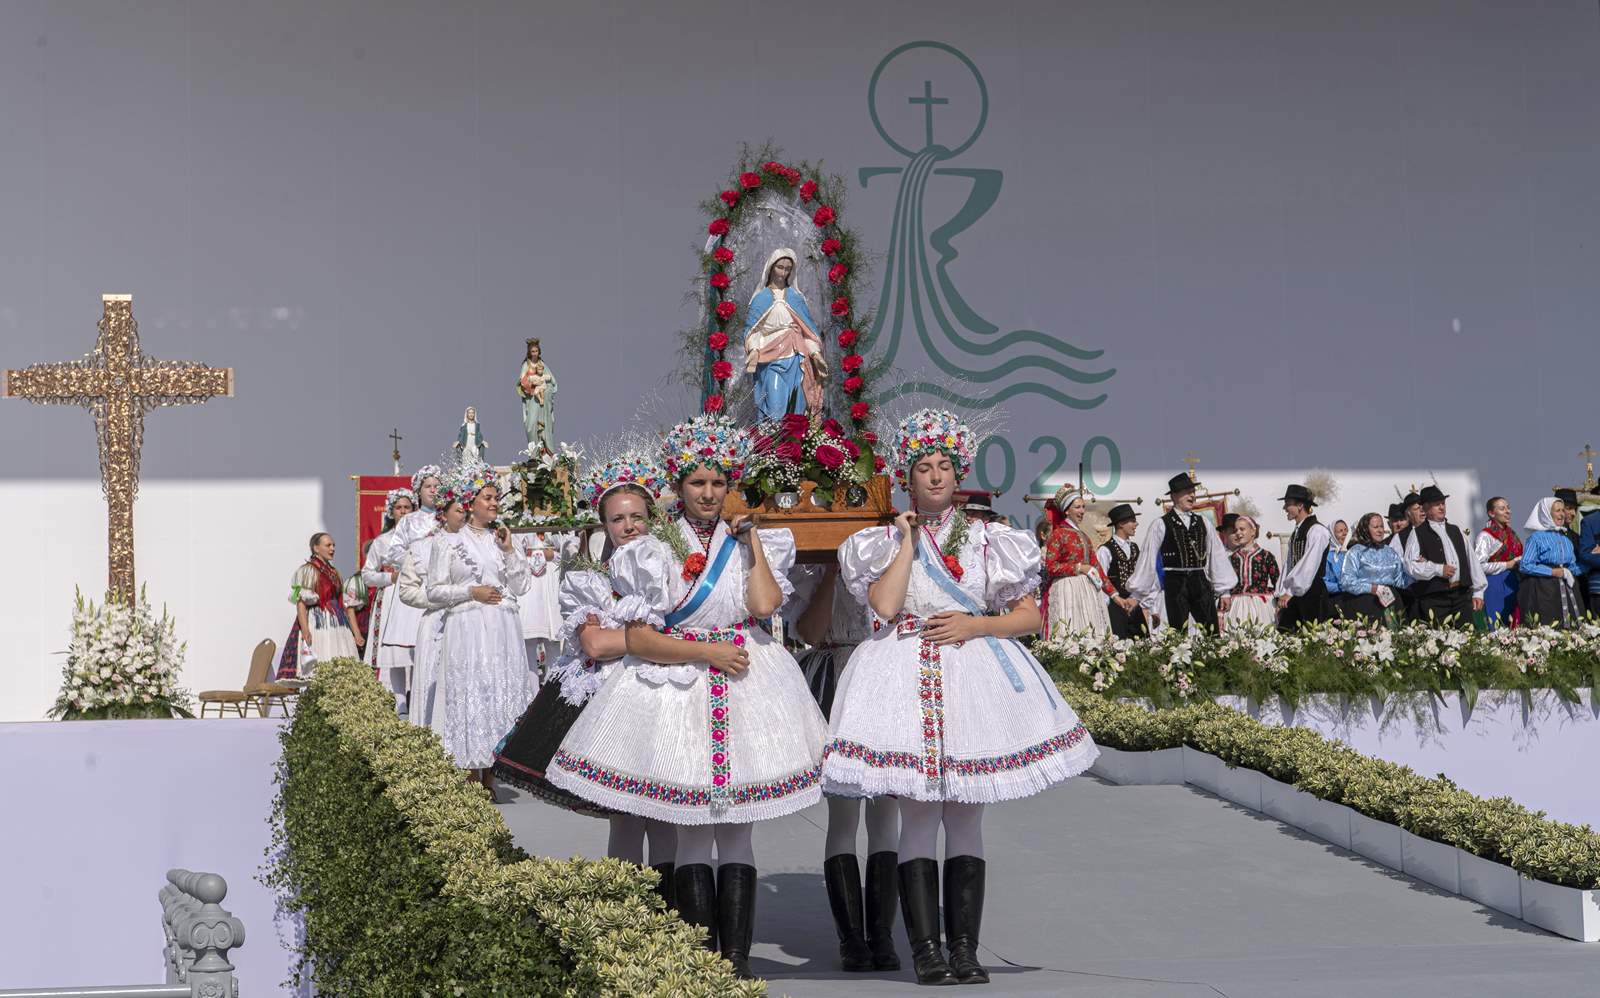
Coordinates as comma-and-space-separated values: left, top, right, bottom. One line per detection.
497, 775, 1600, 997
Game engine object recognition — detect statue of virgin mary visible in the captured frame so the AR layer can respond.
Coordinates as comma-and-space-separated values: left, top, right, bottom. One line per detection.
742, 248, 828, 421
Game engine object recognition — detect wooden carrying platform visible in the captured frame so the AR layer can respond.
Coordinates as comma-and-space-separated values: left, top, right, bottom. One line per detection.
724, 475, 895, 563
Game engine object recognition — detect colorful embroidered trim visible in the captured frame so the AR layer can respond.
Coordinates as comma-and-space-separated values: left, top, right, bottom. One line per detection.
659, 617, 752, 798
823, 724, 1091, 780
552, 751, 818, 808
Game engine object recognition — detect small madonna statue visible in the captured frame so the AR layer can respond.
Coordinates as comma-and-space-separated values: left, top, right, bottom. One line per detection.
455, 406, 488, 463
743, 248, 828, 421
518, 338, 557, 454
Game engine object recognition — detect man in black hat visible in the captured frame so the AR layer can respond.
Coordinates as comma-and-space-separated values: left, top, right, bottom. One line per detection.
1388, 492, 1425, 620
956, 489, 1001, 525
1401, 485, 1484, 627
1387, 503, 1409, 539
1127, 473, 1236, 631
1096, 503, 1148, 638
1274, 484, 1333, 630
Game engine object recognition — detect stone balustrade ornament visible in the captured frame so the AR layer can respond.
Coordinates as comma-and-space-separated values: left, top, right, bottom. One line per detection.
160, 870, 244, 998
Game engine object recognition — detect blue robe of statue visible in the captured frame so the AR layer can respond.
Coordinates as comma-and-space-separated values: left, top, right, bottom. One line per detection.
742, 286, 823, 422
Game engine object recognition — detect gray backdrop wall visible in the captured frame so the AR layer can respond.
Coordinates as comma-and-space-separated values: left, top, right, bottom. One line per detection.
3, 0, 1596, 535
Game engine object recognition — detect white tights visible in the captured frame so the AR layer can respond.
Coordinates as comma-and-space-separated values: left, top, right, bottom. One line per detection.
675, 822, 756, 868
824, 797, 901, 858
380, 666, 407, 715
897, 799, 985, 862
606, 815, 678, 866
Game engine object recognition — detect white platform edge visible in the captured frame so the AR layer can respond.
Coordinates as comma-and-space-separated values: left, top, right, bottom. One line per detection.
1090, 745, 1599, 942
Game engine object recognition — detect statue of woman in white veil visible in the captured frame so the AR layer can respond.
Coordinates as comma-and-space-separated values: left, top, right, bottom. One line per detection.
742, 248, 828, 421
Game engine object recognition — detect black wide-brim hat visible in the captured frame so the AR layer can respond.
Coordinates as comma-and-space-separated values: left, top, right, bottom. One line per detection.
1167, 473, 1198, 496
1418, 485, 1449, 504
1404, 492, 1422, 507
1387, 502, 1407, 521
1279, 483, 1314, 505
1555, 488, 1579, 507
1108, 502, 1138, 526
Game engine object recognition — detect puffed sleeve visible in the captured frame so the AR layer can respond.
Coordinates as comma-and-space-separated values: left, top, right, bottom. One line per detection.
557, 569, 620, 647
608, 536, 674, 628
751, 527, 797, 606
360, 536, 393, 589
839, 526, 901, 607
291, 564, 321, 605
425, 536, 472, 608
982, 522, 1043, 611
342, 574, 367, 609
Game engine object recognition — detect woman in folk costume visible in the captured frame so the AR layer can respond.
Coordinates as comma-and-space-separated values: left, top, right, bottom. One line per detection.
824, 409, 1098, 986
515, 530, 566, 673
1220, 514, 1279, 629
1041, 485, 1116, 638
789, 562, 902, 973
377, 467, 443, 692
742, 248, 829, 421
493, 453, 685, 909
1338, 512, 1410, 625
547, 413, 828, 979
360, 488, 416, 712
1517, 497, 1582, 628
1476, 496, 1523, 628
276, 533, 364, 679
423, 462, 536, 788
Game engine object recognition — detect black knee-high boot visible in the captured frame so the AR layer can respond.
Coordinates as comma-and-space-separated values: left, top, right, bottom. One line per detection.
674, 863, 717, 952
943, 856, 988, 985
866, 851, 902, 971
650, 862, 676, 912
823, 854, 874, 971
717, 863, 758, 980
898, 858, 957, 986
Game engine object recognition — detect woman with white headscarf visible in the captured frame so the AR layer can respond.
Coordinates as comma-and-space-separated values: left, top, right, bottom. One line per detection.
1041, 486, 1114, 637
1517, 498, 1581, 628
741, 248, 828, 421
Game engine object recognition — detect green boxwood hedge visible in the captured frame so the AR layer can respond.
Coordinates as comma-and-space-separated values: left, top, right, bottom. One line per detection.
263, 658, 764, 997
1062, 683, 1600, 889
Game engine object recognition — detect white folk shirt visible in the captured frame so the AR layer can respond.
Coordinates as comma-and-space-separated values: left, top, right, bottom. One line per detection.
1126, 511, 1237, 604
1275, 520, 1332, 598
1403, 520, 1487, 598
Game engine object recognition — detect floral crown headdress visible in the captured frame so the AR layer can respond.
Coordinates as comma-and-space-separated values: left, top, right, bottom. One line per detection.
437, 460, 499, 511
579, 451, 669, 512
383, 488, 417, 520
890, 408, 976, 492
659, 413, 750, 483
411, 464, 442, 493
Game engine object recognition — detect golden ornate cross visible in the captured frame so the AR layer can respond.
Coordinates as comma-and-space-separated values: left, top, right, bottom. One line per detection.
3, 295, 233, 602
1183, 451, 1200, 481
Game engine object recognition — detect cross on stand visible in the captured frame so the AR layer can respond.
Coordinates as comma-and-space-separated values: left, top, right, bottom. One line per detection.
390, 427, 404, 475
909, 81, 949, 150
3, 295, 233, 602
1183, 451, 1201, 482
1580, 444, 1597, 491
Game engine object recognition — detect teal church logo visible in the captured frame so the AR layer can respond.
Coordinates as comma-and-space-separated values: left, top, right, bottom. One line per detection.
862, 41, 1121, 496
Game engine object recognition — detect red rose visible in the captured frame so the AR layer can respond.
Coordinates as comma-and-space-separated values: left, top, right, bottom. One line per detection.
711, 360, 733, 381
703, 394, 725, 414
719, 190, 739, 208
842, 439, 861, 460
713, 246, 735, 264
828, 263, 850, 284
830, 296, 851, 318
873, 455, 887, 472
943, 554, 965, 581
762, 160, 786, 174
821, 417, 845, 439
781, 412, 810, 438
862, 430, 878, 445
799, 180, 818, 203
813, 205, 836, 227
784, 167, 802, 183
707, 332, 729, 351
776, 440, 803, 462
709, 272, 731, 290
815, 444, 846, 470
708, 218, 729, 236
837, 328, 859, 348
841, 353, 864, 373
851, 401, 870, 421
739, 171, 762, 190
843, 375, 864, 395
682, 552, 709, 581
821, 238, 842, 256
715, 300, 737, 321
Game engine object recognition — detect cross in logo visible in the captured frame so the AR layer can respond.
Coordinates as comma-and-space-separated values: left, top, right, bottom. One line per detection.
908, 81, 949, 151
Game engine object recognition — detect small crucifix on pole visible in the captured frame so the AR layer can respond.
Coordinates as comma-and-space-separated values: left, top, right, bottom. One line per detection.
1580, 443, 1596, 491
390, 427, 404, 475
1183, 451, 1201, 482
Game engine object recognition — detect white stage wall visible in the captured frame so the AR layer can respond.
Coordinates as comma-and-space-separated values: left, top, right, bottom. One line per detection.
0, 718, 293, 994
0, 479, 321, 722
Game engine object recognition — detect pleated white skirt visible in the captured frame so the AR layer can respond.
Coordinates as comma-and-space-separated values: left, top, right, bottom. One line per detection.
1046, 574, 1112, 638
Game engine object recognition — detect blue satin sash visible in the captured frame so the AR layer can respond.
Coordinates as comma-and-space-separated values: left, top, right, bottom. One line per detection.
666, 531, 739, 628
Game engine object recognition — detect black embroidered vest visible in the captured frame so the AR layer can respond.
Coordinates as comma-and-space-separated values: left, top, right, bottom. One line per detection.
1160, 510, 1208, 570
1102, 539, 1139, 597
1412, 521, 1472, 596
1288, 515, 1328, 598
